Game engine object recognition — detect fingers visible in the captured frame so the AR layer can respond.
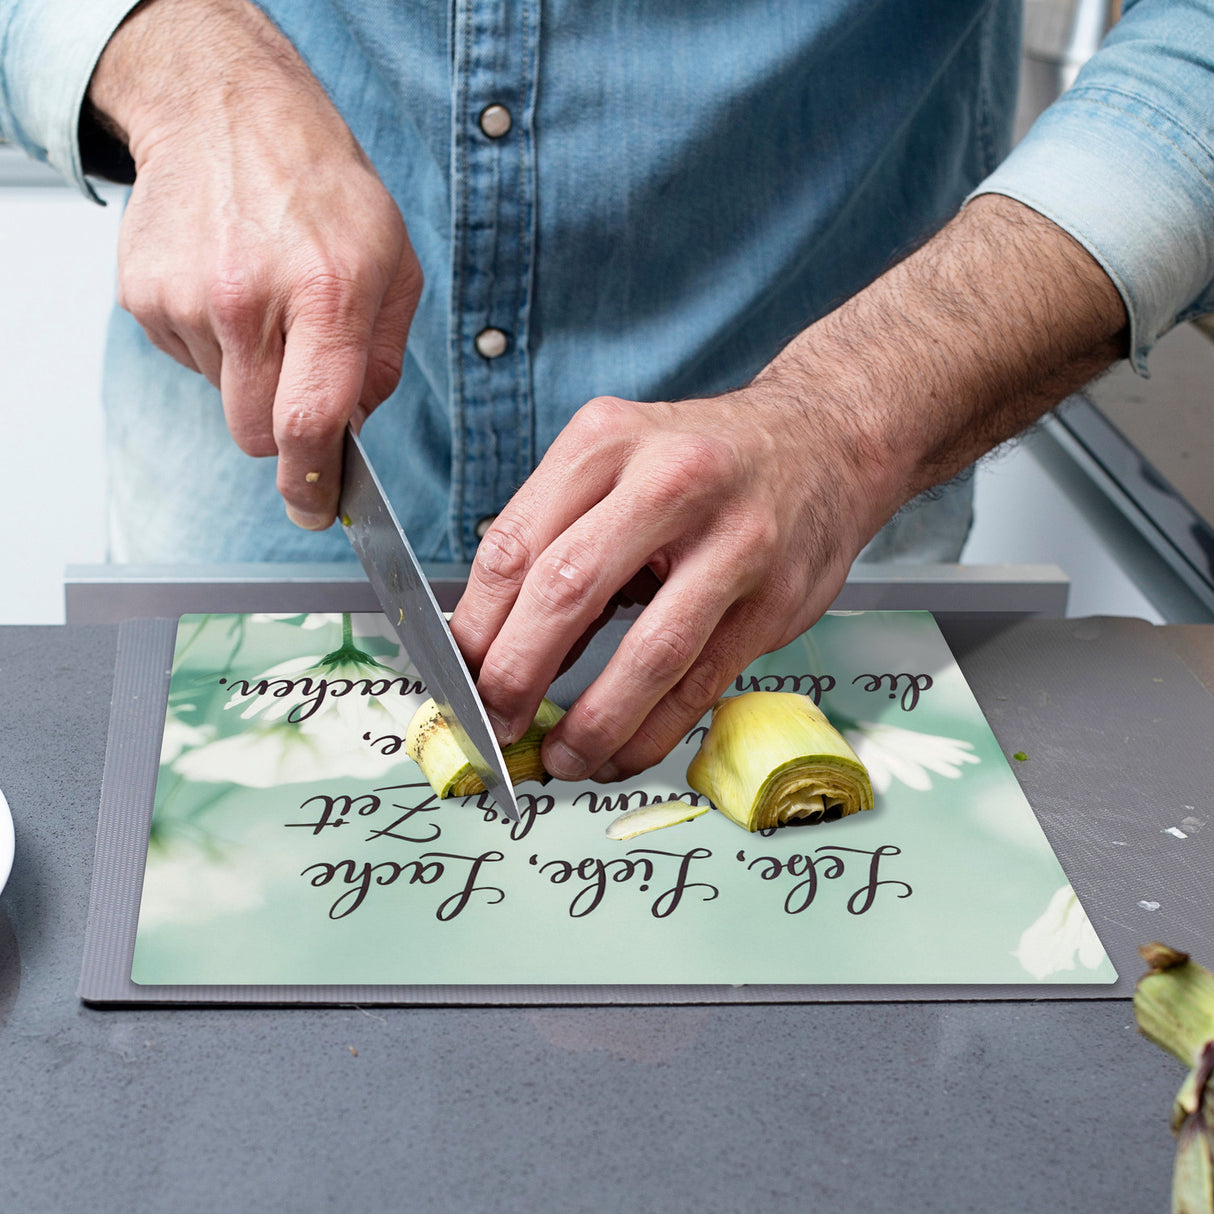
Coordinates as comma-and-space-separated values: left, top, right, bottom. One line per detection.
451, 397, 637, 674
454, 387, 855, 783
459, 406, 776, 770
113, 123, 421, 526
583, 598, 777, 781
270, 271, 376, 528
539, 550, 738, 781
361, 240, 423, 410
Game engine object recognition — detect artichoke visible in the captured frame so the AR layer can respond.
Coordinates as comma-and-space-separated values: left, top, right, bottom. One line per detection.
405, 696, 565, 798
686, 691, 873, 832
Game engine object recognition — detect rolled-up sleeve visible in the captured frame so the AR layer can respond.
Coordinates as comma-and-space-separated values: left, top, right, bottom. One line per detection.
971, 0, 1214, 373
0, 0, 142, 199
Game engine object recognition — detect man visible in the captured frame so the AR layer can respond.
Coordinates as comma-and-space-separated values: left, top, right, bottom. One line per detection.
2, 0, 1211, 784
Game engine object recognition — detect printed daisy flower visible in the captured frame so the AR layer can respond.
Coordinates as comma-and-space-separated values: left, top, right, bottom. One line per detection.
138, 835, 267, 928
1012, 885, 1107, 980
170, 717, 415, 787
249, 612, 339, 629
842, 721, 980, 793
159, 705, 214, 764
171, 613, 426, 786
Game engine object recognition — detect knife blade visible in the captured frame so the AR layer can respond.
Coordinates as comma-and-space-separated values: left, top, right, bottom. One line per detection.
338, 427, 520, 823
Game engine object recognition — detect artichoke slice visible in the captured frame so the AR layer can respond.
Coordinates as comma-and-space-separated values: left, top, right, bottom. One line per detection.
686, 691, 873, 832
605, 800, 710, 841
405, 696, 565, 798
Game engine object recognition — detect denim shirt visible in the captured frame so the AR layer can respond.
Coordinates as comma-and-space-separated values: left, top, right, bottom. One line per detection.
2, 0, 1212, 563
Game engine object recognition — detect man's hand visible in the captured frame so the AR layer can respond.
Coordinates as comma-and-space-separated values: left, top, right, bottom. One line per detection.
451, 195, 1129, 783
88, 0, 422, 528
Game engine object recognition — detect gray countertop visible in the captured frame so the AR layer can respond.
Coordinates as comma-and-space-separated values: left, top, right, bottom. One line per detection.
1, 616, 1211, 1213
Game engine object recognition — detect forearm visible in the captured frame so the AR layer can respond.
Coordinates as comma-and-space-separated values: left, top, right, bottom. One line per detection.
758, 193, 1130, 539
88, 0, 338, 161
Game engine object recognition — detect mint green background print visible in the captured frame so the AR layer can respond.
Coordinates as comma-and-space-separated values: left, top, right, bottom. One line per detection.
131, 611, 1116, 986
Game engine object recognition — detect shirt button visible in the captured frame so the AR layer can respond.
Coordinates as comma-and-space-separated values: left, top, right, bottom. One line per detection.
478, 104, 513, 139
475, 327, 509, 359
475, 514, 497, 539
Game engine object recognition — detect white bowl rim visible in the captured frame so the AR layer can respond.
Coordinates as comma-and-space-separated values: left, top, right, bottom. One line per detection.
0, 787, 13, 895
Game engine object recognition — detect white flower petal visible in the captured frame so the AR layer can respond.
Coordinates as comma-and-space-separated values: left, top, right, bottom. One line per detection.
845, 721, 981, 795
160, 714, 214, 764
138, 837, 266, 927
1012, 885, 1105, 980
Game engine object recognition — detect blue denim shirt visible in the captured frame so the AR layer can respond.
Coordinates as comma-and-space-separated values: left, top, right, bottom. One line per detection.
2, 0, 1212, 563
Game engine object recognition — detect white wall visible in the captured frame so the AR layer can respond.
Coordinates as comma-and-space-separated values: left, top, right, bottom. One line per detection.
0, 186, 122, 623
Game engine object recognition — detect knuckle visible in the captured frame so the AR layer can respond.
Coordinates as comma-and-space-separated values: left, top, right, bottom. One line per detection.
528, 548, 598, 616
730, 508, 782, 562
206, 271, 264, 334
399, 256, 424, 303
671, 660, 730, 720
473, 519, 534, 589
628, 619, 698, 684
663, 434, 733, 489
274, 400, 346, 448
293, 259, 367, 317
569, 395, 637, 443
476, 651, 533, 705
116, 273, 162, 326
566, 696, 629, 757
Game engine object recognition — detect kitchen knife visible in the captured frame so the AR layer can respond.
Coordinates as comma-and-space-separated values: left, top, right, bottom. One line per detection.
339, 426, 520, 823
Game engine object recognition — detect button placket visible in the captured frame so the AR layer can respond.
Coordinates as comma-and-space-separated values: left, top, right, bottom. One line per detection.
448, 0, 539, 560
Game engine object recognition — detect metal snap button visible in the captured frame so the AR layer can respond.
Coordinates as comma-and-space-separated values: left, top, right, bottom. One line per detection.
475, 327, 509, 359
479, 104, 513, 139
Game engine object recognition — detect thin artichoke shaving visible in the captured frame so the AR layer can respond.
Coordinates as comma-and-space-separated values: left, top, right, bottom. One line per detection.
686, 691, 873, 832
405, 696, 565, 798
606, 800, 710, 841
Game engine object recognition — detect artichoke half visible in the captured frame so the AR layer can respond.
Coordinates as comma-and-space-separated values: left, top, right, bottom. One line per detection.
405, 696, 565, 798
686, 691, 873, 832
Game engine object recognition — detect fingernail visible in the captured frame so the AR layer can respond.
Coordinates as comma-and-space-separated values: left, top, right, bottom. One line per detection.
488, 712, 514, 747
286, 505, 332, 531
591, 760, 619, 783
545, 740, 589, 781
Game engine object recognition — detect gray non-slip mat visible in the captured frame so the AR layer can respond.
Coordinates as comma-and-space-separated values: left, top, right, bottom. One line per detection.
79, 614, 1214, 1005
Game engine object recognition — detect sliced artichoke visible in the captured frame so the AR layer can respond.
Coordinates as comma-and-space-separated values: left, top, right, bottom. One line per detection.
686, 691, 873, 832
405, 696, 565, 798
605, 800, 710, 841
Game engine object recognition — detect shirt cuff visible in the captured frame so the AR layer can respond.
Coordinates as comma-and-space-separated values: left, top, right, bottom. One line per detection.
969, 84, 1214, 375
1, 0, 144, 200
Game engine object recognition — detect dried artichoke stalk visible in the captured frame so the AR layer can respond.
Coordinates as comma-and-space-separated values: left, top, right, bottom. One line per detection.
686, 691, 873, 832
1134, 943, 1214, 1214
405, 696, 565, 798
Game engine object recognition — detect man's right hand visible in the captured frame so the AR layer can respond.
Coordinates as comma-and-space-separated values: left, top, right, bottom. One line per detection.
88, 0, 422, 529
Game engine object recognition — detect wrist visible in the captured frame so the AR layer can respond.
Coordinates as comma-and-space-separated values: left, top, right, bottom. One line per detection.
87, 0, 317, 164
759, 195, 1127, 533
751, 329, 912, 558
